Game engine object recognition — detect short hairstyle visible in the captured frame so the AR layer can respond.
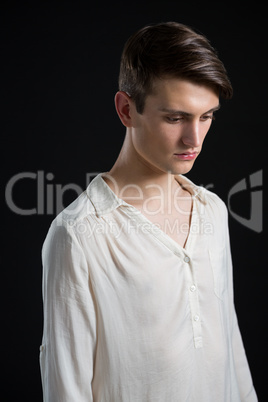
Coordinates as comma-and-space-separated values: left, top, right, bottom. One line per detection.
119, 22, 233, 113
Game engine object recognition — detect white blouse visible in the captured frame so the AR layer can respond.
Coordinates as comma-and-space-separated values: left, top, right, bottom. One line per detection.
40, 173, 257, 401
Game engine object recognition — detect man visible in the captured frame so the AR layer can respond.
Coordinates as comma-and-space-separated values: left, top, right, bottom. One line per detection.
40, 22, 257, 401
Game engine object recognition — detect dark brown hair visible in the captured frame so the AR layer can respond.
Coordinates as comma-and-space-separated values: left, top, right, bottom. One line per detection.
119, 22, 233, 113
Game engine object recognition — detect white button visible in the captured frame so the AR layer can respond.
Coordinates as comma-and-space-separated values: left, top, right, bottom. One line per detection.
193, 315, 200, 322
184, 256, 190, 263
194, 337, 203, 348
190, 285, 196, 292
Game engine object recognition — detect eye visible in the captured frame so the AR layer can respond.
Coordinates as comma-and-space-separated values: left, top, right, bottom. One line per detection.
200, 114, 215, 122
166, 116, 184, 123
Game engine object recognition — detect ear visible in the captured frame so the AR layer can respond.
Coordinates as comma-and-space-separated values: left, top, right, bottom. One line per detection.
114, 91, 134, 128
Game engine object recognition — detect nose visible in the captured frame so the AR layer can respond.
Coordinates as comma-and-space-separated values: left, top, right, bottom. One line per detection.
181, 121, 201, 148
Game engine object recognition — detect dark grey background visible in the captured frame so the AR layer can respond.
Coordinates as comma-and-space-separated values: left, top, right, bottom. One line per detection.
2, 1, 266, 400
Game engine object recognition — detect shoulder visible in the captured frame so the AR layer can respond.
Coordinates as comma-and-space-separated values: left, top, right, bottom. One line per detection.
178, 174, 228, 220
42, 172, 116, 254
202, 187, 227, 216
179, 175, 230, 245
57, 188, 96, 226
42, 184, 97, 252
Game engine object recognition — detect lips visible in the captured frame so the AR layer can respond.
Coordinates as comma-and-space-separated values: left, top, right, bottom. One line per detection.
173, 151, 198, 160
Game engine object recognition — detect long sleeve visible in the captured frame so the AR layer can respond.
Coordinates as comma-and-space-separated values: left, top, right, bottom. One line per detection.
224, 213, 258, 402
230, 310, 258, 401
40, 218, 97, 402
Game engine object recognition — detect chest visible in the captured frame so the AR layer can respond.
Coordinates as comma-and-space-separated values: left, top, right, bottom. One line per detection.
140, 198, 192, 248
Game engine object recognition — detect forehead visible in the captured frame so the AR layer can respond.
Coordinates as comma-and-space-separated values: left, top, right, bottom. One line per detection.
146, 77, 219, 112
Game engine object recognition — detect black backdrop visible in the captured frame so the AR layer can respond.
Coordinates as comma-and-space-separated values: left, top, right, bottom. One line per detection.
2, 1, 266, 400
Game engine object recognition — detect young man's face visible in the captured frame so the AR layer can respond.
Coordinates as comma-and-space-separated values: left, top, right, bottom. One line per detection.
129, 78, 220, 176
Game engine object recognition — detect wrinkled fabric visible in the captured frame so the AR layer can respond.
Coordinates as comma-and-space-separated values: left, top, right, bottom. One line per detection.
40, 173, 257, 401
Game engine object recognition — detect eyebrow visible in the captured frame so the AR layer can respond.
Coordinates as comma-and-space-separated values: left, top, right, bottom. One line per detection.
158, 104, 221, 116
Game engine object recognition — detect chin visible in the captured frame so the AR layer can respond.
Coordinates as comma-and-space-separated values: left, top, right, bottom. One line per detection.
169, 161, 195, 176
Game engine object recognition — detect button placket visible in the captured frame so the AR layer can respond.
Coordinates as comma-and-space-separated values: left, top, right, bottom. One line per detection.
183, 254, 203, 349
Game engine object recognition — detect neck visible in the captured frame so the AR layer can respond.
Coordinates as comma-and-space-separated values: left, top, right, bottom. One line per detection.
104, 132, 181, 202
